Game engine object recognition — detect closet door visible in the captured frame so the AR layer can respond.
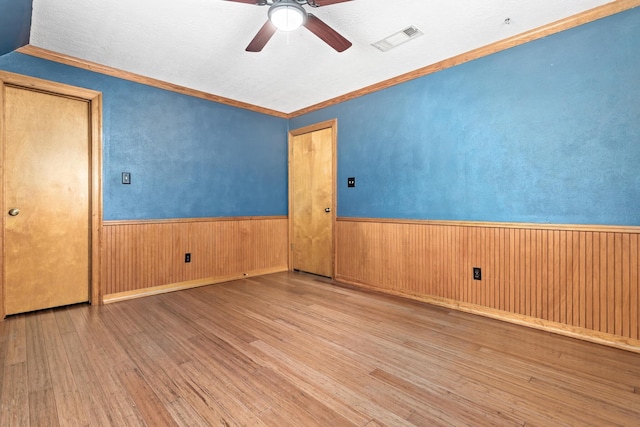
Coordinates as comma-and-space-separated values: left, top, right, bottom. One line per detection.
3, 84, 90, 315
290, 122, 336, 278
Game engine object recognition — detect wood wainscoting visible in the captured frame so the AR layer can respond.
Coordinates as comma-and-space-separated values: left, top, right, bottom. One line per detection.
336, 218, 640, 351
101, 216, 288, 303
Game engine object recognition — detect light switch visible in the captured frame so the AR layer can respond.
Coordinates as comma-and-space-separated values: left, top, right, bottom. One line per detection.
347, 177, 356, 187
122, 172, 131, 184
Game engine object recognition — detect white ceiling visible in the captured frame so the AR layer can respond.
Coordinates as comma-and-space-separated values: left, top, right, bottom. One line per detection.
29, 0, 611, 114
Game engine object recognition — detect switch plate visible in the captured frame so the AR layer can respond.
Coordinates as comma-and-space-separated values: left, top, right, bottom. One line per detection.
122, 172, 131, 184
347, 177, 356, 187
185, 253, 191, 263
473, 267, 482, 281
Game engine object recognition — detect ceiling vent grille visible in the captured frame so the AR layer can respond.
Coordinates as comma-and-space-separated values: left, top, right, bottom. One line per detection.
372, 25, 423, 52
403, 26, 420, 37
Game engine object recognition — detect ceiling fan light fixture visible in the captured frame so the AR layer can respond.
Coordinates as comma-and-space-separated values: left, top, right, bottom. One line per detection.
268, 1, 306, 31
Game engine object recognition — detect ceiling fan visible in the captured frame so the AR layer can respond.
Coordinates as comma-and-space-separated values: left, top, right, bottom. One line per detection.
226, 0, 353, 52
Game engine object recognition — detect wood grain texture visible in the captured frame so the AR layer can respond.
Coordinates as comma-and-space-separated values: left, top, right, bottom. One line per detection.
290, 128, 334, 277
1, 271, 639, 426
100, 217, 288, 298
289, 120, 337, 277
89, 93, 104, 305
336, 218, 640, 349
4, 86, 90, 315
0, 71, 103, 317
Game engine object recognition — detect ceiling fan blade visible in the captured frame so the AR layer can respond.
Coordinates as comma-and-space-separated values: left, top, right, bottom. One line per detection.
310, 0, 354, 6
246, 20, 277, 52
303, 14, 352, 52
225, 0, 262, 4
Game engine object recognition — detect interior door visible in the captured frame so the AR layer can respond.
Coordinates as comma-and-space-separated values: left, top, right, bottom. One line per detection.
3, 85, 91, 315
290, 122, 335, 278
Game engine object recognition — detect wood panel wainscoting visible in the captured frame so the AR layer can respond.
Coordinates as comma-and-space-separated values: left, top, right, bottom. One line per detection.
101, 216, 288, 303
336, 218, 640, 353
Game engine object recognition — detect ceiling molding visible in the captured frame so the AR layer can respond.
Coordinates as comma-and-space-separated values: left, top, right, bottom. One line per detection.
15, 0, 639, 120
16, 45, 289, 119
289, 0, 640, 118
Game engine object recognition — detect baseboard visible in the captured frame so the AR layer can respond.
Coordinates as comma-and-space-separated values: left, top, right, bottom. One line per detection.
103, 266, 287, 304
335, 274, 640, 354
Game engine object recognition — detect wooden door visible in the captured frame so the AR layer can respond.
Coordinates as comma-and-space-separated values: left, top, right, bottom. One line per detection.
289, 121, 336, 278
3, 85, 91, 315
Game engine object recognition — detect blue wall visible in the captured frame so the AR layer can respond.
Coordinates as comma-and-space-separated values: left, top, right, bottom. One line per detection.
0, 53, 288, 220
1, 8, 638, 225
291, 8, 640, 226
0, 0, 32, 56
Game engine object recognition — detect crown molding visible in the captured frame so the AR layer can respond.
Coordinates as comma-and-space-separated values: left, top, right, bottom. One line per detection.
16, 45, 289, 119
16, 0, 639, 119
289, 0, 640, 117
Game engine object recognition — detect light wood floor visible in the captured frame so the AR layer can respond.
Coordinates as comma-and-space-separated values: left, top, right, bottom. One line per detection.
1, 272, 639, 426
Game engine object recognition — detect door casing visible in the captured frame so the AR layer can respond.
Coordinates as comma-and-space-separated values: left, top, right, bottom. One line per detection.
288, 119, 337, 278
0, 71, 103, 318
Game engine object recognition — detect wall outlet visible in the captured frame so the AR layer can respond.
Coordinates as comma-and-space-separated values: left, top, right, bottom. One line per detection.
185, 253, 191, 263
473, 267, 482, 280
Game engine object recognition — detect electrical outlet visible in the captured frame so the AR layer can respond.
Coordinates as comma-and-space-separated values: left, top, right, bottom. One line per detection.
185, 253, 191, 263
473, 267, 482, 281
347, 177, 356, 187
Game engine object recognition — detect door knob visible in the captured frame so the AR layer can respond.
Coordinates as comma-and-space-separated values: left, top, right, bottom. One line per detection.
8, 208, 20, 216
324, 208, 331, 213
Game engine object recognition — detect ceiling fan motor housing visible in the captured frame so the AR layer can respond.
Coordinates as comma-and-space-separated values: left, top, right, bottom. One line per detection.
254, 0, 337, 8
268, 0, 308, 31
235, 0, 354, 52
262, 0, 316, 5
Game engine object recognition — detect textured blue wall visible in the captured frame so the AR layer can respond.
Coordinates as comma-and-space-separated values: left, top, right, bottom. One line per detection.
2, 8, 638, 225
291, 8, 640, 226
0, 53, 288, 220
0, 0, 32, 56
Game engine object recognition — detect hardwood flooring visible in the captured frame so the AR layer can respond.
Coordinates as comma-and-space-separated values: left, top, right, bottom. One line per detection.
1, 271, 639, 426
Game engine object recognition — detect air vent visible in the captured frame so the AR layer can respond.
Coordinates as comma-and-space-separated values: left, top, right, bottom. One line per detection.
403, 26, 420, 37
372, 25, 423, 52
